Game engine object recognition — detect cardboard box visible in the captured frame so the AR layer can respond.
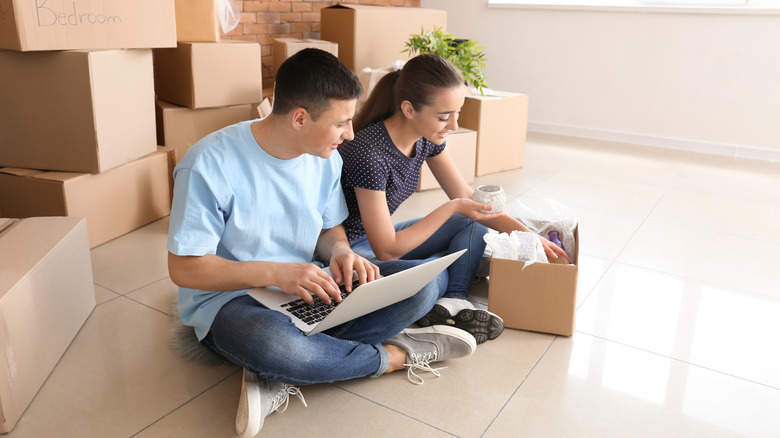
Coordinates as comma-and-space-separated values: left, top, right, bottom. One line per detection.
0, 0, 175, 51
357, 66, 394, 110
417, 128, 477, 191
273, 38, 338, 76
0, 48, 157, 173
252, 98, 273, 119
175, 0, 220, 42
0, 216, 95, 432
0, 149, 172, 248
153, 41, 263, 109
321, 4, 446, 73
459, 91, 529, 176
488, 227, 579, 336
156, 98, 252, 164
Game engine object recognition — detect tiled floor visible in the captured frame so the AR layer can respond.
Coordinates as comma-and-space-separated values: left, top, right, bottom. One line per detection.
8, 133, 780, 437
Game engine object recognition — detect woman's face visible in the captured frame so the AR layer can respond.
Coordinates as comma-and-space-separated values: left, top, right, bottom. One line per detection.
409, 85, 466, 145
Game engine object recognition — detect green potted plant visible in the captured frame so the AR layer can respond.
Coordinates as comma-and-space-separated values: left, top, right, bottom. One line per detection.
403, 26, 488, 94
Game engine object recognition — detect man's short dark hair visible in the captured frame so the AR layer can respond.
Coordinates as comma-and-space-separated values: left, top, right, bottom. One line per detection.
273, 48, 363, 120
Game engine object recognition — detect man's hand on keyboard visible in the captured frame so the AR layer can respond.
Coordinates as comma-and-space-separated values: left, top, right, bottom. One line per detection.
328, 249, 380, 293
272, 263, 341, 306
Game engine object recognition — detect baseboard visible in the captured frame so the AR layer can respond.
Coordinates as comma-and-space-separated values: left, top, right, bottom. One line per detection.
527, 122, 780, 162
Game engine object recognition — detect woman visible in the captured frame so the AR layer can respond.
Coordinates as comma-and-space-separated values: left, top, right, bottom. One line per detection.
339, 54, 568, 344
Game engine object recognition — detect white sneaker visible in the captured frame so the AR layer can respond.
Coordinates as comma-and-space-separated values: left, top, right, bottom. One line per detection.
236, 369, 307, 437
417, 297, 505, 344
384, 326, 477, 385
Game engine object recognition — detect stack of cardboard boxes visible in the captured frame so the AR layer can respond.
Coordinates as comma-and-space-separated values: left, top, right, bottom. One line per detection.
0, 0, 177, 249
0, 0, 179, 431
154, 0, 262, 165
320, 4, 578, 337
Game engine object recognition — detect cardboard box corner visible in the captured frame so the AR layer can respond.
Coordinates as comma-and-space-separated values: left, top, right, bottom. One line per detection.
0, 216, 95, 432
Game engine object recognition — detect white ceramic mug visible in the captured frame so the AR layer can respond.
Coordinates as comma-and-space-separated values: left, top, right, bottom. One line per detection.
473, 184, 505, 214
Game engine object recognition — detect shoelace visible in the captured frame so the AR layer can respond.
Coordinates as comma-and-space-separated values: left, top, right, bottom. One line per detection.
271, 384, 308, 414
404, 351, 448, 385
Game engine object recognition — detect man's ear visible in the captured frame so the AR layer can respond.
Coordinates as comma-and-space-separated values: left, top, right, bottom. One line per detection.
290, 107, 308, 131
400, 100, 415, 119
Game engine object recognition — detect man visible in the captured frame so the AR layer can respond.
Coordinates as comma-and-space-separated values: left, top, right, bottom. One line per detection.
167, 49, 477, 437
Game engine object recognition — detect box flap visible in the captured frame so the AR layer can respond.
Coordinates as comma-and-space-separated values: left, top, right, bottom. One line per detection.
451, 127, 476, 135
303, 38, 335, 45
0, 171, 69, 218
325, 4, 443, 13
0, 168, 85, 183
324, 4, 355, 10
467, 90, 526, 101
258, 99, 272, 118
274, 37, 302, 44
28, 172, 86, 183
0, 168, 45, 177
155, 98, 181, 111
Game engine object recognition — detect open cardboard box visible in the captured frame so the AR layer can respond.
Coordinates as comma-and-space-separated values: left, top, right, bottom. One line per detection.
488, 226, 579, 336
0, 217, 95, 432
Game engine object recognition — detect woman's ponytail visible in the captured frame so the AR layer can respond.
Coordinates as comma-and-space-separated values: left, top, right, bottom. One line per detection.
352, 55, 464, 134
352, 71, 399, 133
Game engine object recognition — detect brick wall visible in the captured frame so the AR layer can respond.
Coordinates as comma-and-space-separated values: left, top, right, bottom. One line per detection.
221, 1, 421, 86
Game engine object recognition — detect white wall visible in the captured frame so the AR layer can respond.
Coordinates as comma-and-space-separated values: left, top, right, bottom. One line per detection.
422, 0, 780, 160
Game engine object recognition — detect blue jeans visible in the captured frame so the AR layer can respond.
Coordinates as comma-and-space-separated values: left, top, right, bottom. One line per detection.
350, 215, 488, 300
203, 275, 442, 386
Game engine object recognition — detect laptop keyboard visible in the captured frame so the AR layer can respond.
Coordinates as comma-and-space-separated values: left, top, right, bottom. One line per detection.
280, 280, 360, 325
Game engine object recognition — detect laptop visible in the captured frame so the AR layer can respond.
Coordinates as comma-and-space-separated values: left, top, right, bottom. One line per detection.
247, 249, 467, 335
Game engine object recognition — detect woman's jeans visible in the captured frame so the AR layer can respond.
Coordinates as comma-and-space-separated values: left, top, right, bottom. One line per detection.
350, 215, 488, 300
203, 273, 444, 386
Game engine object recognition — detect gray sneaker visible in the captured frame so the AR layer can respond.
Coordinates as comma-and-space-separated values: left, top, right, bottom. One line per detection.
417, 297, 505, 344
384, 326, 477, 384
236, 369, 307, 437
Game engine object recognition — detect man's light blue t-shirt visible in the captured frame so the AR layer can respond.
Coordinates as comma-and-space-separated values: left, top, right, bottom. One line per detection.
167, 120, 348, 340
